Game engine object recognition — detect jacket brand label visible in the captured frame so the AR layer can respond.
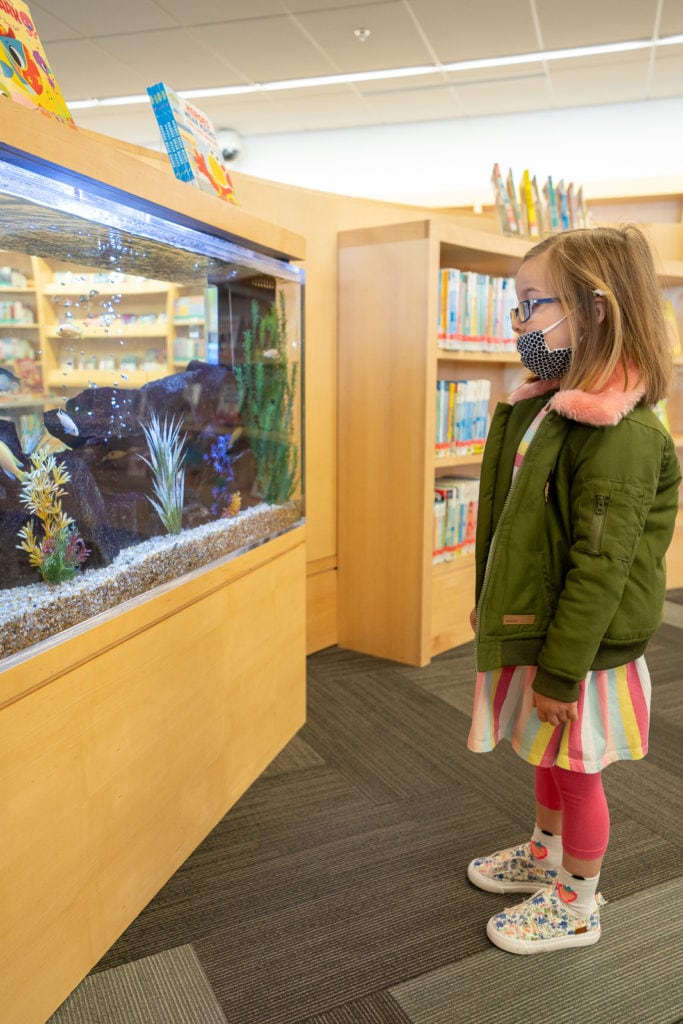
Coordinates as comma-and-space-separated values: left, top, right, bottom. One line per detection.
503, 614, 536, 625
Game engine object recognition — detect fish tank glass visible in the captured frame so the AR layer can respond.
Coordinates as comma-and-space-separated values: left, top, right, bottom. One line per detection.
0, 155, 304, 664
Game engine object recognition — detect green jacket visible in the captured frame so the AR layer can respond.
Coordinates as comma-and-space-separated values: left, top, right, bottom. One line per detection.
475, 374, 681, 703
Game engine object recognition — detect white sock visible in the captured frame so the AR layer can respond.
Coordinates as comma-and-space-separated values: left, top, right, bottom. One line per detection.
530, 824, 562, 869
556, 865, 599, 917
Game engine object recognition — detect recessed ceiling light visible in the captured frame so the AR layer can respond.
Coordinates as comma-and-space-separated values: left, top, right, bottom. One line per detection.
353, 28, 371, 43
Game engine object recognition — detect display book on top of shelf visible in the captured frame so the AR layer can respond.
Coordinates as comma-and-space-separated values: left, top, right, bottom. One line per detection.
338, 216, 683, 668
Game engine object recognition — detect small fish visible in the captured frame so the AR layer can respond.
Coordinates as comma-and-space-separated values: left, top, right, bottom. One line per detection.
0, 366, 20, 393
56, 409, 79, 436
0, 439, 27, 481
102, 449, 127, 462
262, 348, 280, 361
57, 323, 83, 339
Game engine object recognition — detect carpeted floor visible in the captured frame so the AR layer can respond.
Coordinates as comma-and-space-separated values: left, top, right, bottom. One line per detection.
48, 596, 683, 1024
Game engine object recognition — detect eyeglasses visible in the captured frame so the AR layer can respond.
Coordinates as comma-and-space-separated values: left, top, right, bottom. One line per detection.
510, 297, 560, 325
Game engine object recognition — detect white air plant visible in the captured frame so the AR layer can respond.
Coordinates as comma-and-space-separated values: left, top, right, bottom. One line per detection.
139, 413, 187, 534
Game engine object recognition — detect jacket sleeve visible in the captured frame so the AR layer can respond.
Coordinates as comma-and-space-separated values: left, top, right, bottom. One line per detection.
533, 422, 680, 702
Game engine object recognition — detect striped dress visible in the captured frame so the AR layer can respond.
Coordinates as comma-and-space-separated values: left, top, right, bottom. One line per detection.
468, 405, 651, 774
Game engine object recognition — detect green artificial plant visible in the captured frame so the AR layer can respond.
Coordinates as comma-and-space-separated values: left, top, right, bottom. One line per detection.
234, 293, 299, 504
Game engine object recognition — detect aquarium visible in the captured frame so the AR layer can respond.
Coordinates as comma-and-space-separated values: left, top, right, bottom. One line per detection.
0, 156, 304, 663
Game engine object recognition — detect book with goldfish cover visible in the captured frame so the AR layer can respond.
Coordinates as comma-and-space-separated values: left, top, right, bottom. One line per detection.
0, 0, 73, 123
147, 82, 238, 205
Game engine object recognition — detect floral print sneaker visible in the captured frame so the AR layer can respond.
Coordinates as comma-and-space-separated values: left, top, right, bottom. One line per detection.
467, 841, 560, 893
486, 885, 605, 954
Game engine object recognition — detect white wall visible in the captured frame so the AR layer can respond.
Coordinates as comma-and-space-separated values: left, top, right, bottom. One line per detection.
227, 97, 683, 207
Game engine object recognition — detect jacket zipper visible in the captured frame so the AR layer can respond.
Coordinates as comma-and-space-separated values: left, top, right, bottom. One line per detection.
590, 494, 610, 550
475, 426, 543, 647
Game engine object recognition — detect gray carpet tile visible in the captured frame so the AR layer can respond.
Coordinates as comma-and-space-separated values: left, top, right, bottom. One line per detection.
86, 603, 682, 1024
297, 991, 413, 1023
390, 877, 683, 1024
662, 599, 683, 628
47, 945, 226, 1024
263, 734, 326, 776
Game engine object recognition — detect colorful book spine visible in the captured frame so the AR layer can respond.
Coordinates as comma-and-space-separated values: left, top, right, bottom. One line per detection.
544, 176, 560, 231
438, 270, 517, 354
433, 477, 480, 563
522, 169, 539, 239
491, 162, 519, 235
147, 81, 238, 204
435, 379, 492, 457
147, 83, 196, 184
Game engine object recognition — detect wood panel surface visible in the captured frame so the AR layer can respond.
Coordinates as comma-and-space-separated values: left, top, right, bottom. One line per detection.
338, 234, 436, 665
0, 102, 305, 261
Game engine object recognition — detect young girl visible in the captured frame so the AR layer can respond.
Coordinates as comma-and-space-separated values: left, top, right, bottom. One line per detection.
467, 225, 680, 954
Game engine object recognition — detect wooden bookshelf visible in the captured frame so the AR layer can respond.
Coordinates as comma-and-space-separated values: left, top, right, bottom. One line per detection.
338, 219, 529, 666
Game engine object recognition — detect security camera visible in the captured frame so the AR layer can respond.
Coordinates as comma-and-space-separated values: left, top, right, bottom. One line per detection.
217, 129, 242, 162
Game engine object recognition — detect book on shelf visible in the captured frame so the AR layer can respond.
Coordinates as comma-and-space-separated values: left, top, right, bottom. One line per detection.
494, 168, 592, 237
433, 477, 480, 563
491, 162, 519, 236
521, 169, 539, 239
147, 82, 238, 204
435, 378, 491, 458
438, 269, 517, 353
505, 169, 522, 237
543, 176, 560, 232
0, 0, 73, 124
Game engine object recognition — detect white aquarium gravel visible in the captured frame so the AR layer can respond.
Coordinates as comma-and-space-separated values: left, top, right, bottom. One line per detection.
0, 502, 301, 662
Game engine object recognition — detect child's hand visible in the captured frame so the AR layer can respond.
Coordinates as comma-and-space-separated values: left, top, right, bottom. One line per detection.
532, 691, 579, 726
469, 607, 477, 632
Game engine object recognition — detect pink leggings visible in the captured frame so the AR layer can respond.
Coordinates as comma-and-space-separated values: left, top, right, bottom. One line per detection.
535, 765, 610, 861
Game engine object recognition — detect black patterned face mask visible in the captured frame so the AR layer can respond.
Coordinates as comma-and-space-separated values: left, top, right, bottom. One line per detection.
516, 316, 571, 379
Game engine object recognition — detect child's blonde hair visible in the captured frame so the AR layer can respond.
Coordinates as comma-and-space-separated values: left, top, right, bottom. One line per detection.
523, 225, 673, 404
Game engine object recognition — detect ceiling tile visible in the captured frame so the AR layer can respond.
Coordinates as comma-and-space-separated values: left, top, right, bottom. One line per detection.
649, 49, 683, 99
535, 0, 657, 49
286, 0, 397, 9
293, 1, 433, 71
91, 28, 243, 94
659, 1, 683, 35
25, 4, 80, 40
154, 0, 285, 22
32, 0, 175, 38
407, 0, 541, 60
190, 16, 339, 81
43, 40, 153, 98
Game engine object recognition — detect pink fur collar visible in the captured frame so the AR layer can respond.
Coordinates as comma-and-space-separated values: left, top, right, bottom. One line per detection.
508, 366, 646, 427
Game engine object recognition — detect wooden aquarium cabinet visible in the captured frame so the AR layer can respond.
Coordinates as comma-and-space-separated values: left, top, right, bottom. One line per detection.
0, 102, 306, 1024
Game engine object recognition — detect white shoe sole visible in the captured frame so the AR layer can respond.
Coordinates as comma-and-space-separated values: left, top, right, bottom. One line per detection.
486, 918, 602, 954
